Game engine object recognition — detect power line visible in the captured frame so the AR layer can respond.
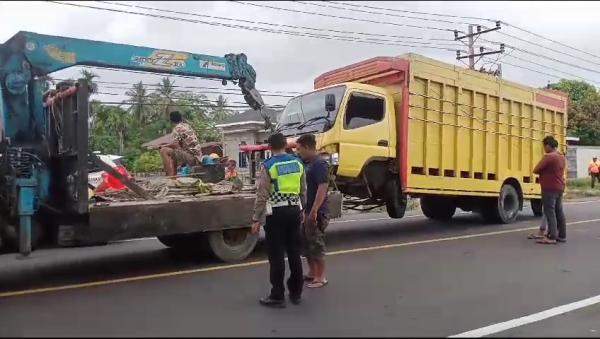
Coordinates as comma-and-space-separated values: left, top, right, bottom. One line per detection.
95, 100, 284, 109
51, 77, 302, 95
482, 33, 600, 69
230, 1, 457, 32
501, 21, 600, 61
99, 1, 454, 43
295, 0, 477, 25
503, 54, 600, 86
98, 1, 460, 49
48, 2, 458, 52
325, 1, 600, 68
95, 91, 288, 107
505, 45, 600, 76
482, 57, 568, 83
97, 85, 296, 98
327, 0, 496, 22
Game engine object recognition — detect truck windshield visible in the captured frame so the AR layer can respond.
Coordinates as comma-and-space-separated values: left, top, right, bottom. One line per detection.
277, 85, 346, 136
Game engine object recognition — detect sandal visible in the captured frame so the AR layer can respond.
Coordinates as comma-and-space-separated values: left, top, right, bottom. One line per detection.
536, 237, 557, 245
527, 233, 545, 239
303, 275, 314, 282
307, 280, 328, 288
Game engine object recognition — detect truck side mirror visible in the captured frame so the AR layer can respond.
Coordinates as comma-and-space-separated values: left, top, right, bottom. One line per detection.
325, 94, 336, 112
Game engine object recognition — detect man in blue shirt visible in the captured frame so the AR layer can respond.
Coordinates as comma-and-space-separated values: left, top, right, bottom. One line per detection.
296, 134, 330, 288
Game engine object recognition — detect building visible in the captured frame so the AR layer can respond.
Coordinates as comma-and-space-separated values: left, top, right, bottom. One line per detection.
216, 108, 281, 175
566, 137, 600, 179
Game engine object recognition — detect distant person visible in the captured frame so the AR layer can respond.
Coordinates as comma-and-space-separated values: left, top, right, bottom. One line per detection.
159, 111, 203, 176
251, 133, 306, 308
589, 157, 600, 188
296, 134, 330, 289
225, 159, 239, 180
533, 136, 566, 245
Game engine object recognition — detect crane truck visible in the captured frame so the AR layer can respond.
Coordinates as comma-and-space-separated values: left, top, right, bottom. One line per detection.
0, 31, 270, 262
245, 54, 568, 224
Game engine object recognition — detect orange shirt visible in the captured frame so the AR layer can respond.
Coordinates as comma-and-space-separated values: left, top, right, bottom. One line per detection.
225, 169, 238, 180
589, 161, 600, 174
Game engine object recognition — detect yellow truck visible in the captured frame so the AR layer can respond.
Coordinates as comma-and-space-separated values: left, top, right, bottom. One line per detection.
276, 53, 568, 224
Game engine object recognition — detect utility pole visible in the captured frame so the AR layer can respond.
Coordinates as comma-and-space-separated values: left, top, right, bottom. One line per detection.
455, 21, 504, 72
467, 25, 475, 69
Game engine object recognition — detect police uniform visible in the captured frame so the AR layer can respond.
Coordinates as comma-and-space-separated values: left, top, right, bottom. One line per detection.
252, 153, 306, 302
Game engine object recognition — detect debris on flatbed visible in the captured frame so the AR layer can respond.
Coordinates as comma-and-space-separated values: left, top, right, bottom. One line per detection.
91, 176, 253, 202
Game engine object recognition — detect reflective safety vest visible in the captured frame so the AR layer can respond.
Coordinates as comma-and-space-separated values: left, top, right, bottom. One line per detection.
590, 160, 600, 174
264, 154, 303, 205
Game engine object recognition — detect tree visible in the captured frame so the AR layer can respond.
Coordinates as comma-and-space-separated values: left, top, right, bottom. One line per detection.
548, 79, 600, 145
92, 105, 130, 155
79, 69, 99, 94
133, 151, 163, 173
212, 95, 234, 123
125, 81, 149, 126
154, 77, 177, 119
548, 80, 599, 104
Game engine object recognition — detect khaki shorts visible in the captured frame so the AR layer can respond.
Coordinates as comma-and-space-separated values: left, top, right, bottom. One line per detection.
302, 214, 329, 259
173, 149, 199, 166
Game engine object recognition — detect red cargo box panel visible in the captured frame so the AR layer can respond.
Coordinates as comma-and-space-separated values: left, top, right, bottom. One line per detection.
314, 56, 409, 89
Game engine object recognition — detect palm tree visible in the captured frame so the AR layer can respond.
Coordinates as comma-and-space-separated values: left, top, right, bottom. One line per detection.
154, 77, 177, 119
104, 106, 130, 155
212, 95, 233, 123
79, 68, 99, 94
125, 81, 149, 126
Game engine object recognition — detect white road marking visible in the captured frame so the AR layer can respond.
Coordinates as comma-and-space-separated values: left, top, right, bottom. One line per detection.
449, 294, 600, 338
2, 217, 600, 298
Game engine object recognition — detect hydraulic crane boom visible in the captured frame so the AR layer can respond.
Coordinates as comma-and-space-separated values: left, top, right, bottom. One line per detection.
0, 31, 265, 142
0, 31, 267, 256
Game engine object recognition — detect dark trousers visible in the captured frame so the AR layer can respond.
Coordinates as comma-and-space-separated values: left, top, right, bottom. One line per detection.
592, 173, 600, 188
542, 191, 566, 240
264, 205, 303, 300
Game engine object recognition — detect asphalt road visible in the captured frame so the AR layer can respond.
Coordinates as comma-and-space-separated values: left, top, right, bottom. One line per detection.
1, 200, 600, 337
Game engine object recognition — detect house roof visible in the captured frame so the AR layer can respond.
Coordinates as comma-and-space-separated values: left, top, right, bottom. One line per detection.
216, 108, 281, 127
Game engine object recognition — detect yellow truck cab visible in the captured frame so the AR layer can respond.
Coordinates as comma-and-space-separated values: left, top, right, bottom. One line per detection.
276, 53, 568, 224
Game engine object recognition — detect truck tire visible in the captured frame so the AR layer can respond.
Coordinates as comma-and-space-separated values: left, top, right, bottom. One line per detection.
385, 178, 407, 219
420, 196, 456, 221
531, 199, 543, 217
481, 184, 520, 224
207, 228, 258, 263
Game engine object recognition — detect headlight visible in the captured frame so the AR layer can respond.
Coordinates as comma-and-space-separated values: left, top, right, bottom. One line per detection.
330, 152, 339, 166
320, 153, 339, 166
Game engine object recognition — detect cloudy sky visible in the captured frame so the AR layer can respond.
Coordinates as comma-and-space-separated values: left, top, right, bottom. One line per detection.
1, 1, 599, 110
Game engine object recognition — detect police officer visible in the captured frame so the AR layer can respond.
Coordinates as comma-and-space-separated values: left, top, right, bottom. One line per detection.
251, 133, 306, 308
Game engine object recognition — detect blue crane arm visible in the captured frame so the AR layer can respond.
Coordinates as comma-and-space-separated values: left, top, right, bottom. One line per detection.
2, 31, 258, 87
0, 31, 267, 142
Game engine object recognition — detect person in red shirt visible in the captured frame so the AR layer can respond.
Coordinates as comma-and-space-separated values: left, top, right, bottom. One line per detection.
533, 136, 566, 245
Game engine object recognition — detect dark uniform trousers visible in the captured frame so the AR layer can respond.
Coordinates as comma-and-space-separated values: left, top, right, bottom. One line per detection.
264, 205, 303, 300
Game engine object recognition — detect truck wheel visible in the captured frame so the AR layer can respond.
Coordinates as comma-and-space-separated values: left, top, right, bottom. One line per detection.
420, 196, 456, 221
481, 184, 520, 224
385, 178, 407, 219
207, 228, 258, 263
531, 199, 543, 217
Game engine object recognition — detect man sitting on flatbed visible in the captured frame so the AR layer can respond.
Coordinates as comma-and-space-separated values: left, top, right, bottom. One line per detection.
159, 111, 203, 176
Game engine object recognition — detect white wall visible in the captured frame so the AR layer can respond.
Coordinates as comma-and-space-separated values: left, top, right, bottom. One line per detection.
568, 145, 600, 179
